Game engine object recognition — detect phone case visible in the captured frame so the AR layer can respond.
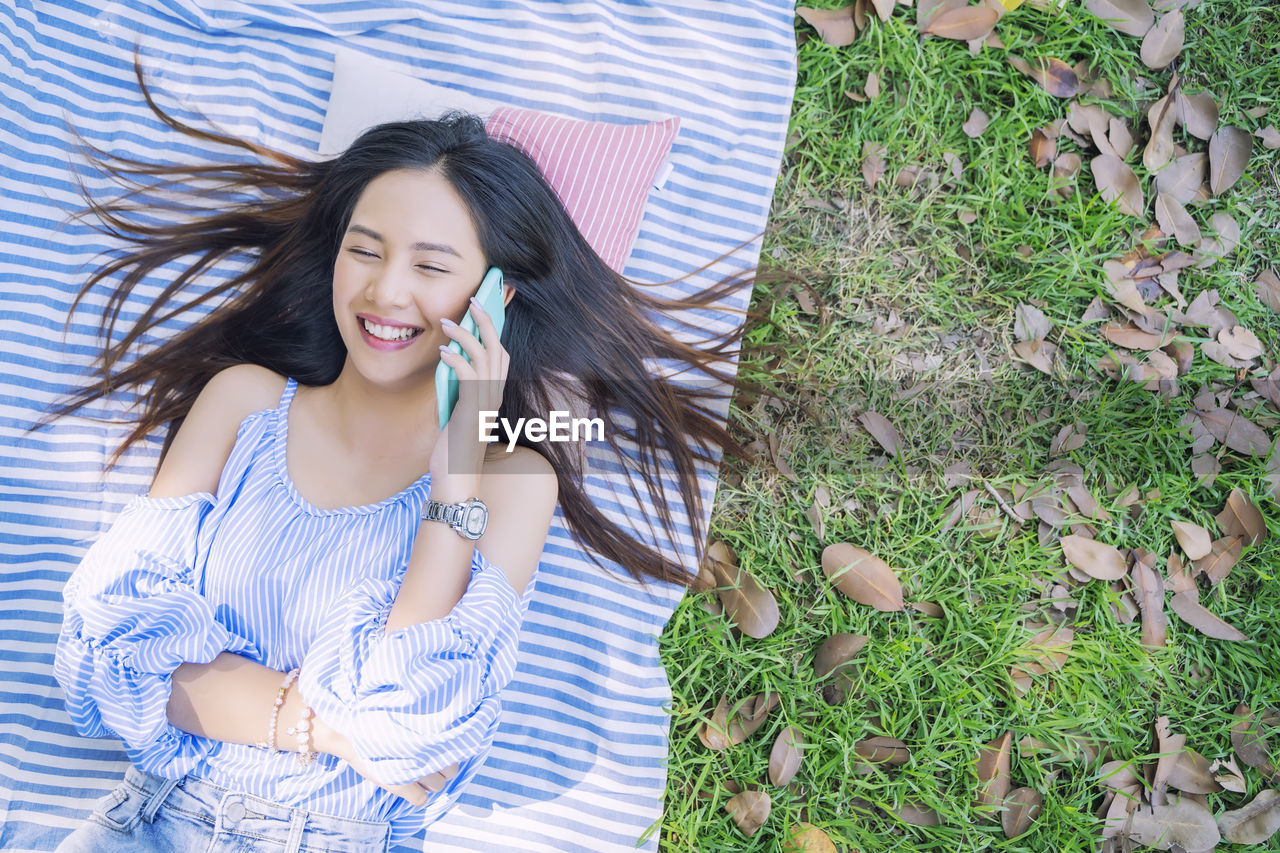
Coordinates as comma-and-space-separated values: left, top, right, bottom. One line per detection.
436, 266, 506, 431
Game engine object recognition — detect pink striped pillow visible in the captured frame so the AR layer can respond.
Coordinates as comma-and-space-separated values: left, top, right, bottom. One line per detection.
485, 107, 680, 274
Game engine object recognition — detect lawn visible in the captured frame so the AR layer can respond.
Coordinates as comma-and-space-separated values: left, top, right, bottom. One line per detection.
658, 0, 1280, 850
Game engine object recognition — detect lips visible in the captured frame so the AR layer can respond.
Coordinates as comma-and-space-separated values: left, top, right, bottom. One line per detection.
356, 314, 425, 351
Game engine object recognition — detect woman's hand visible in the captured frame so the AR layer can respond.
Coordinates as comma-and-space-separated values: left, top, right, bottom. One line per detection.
313, 712, 461, 807
429, 295, 510, 483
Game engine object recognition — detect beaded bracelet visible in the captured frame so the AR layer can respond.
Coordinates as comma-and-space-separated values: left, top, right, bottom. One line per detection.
286, 704, 318, 766
256, 668, 299, 751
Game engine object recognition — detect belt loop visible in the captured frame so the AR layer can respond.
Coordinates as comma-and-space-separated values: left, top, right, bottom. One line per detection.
283, 809, 307, 853
140, 776, 180, 823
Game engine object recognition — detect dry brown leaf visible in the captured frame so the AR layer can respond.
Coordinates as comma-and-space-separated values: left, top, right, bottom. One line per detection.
975, 732, 1012, 815
1194, 407, 1271, 456
1256, 267, 1280, 313
699, 695, 732, 750
1218, 790, 1280, 845
921, 5, 999, 39
796, 6, 857, 46
862, 141, 886, 189
1085, 0, 1154, 35
1193, 535, 1242, 585
1061, 534, 1128, 580
854, 735, 910, 764
813, 632, 869, 678
1029, 128, 1056, 167
859, 411, 902, 456
1014, 303, 1052, 342
1232, 704, 1280, 781
1154, 193, 1201, 247
865, 70, 882, 99
1102, 322, 1172, 350
1091, 154, 1144, 216
711, 550, 780, 638
1218, 325, 1262, 361
1208, 126, 1252, 196
769, 726, 805, 787
1216, 488, 1267, 546
1155, 153, 1207, 204
781, 823, 838, 853
1128, 797, 1221, 849
1212, 756, 1248, 792
1140, 10, 1184, 69
725, 790, 771, 836
1009, 55, 1079, 98
1003, 787, 1042, 838
727, 691, 780, 745
962, 107, 990, 138
1257, 125, 1280, 149
1167, 748, 1222, 794
1132, 552, 1168, 648
821, 543, 905, 610
1169, 590, 1249, 640
870, 0, 895, 21
1177, 92, 1219, 140
1109, 117, 1134, 158
1012, 338, 1058, 374
1145, 95, 1177, 172
891, 801, 941, 826
768, 433, 800, 483
1171, 520, 1212, 560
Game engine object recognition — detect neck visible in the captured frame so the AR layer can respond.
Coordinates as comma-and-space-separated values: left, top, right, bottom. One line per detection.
321, 361, 441, 460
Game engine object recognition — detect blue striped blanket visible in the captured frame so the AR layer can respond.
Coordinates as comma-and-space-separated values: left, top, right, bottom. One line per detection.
0, 2, 795, 850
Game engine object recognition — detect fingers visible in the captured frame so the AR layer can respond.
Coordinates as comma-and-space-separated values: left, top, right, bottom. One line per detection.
439, 305, 508, 382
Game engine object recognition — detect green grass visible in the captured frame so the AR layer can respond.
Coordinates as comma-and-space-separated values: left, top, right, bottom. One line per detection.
659, 1, 1280, 850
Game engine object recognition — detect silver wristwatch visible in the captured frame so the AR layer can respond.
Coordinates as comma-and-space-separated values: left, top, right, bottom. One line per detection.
422, 497, 488, 540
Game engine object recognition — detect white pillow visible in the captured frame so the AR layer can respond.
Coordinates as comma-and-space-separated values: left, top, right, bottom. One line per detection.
320, 47, 500, 156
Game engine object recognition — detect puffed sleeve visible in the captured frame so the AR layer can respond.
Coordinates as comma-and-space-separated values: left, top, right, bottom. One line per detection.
298, 547, 529, 788
53, 493, 260, 778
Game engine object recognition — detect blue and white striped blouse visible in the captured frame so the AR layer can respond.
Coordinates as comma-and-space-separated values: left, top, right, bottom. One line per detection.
53, 377, 536, 841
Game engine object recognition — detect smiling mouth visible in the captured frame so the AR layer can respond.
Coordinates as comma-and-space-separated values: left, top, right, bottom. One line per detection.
361, 318, 424, 342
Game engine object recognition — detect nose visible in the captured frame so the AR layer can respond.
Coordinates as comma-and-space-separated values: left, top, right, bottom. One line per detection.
364, 265, 411, 310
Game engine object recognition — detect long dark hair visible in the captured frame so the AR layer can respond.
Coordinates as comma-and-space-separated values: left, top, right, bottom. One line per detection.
43, 57, 758, 589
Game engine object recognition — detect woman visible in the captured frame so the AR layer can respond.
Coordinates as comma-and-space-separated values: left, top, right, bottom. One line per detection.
47, 63, 749, 850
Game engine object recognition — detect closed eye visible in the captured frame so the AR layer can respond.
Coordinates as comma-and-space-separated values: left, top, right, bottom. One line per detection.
347, 247, 378, 259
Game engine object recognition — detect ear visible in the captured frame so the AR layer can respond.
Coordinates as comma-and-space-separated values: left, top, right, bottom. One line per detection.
502, 284, 515, 307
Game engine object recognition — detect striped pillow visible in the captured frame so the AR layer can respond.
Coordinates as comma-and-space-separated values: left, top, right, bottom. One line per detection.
484, 108, 680, 273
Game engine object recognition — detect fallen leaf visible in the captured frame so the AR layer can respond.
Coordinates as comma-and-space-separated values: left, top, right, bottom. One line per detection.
921, 5, 999, 39
1194, 407, 1271, 456
1003, 787, 1042, 838
1177, 92, 1219, 140
781, 823, 838, 853
1061, 534, 1128, 580
1218, 325, 1262, 361
975, 732, 1012, 816
865, 69, 882, 98
1257, 125, 1280, 149
1256, 268, 1280, 313
1091, 154, 1145, 216
1009, 55, 1079, 98
709, 550, 781, 639
859, 411, 902, 456
1193, 535, 1242, 585
1155, 153, 1207, 204
768, 433, 800, 482
1208, 126, 1252, 195
862, 141, 886, 189
821, 543, 905, 610
1171, 520, 1212, 560
1212, 756, 1248, 792
1218, 789, 1280, 844
813, 632, 869, 678
699, 695, 732, 750
1128, 797, 1220, 849
1132, 551, 1168, 648
1169, 590, 1248, 640
1216, 488, 1267, 546
1144, 94, 1177, 172
1102, 322, 1172, 350
891, 800, 941, 825
1140, 10, 1184, 69
1109, 117, 1134, 158
1232, 704, 1280, 781
1029, 128, 1056, 167
1154, 193, 1201, 247
854, 735, 910, 764
1168, 747, 1223, 795
725, 790, 771, 836
796, 6, 857, 46
962, 107, 990, 138
1012, 338, 1058, 374
1085, 0, 1153, 35
870, 0, 895, 21
727, 692, 781, 745
769, 726, 805, 786
1015, 303, 1052, 342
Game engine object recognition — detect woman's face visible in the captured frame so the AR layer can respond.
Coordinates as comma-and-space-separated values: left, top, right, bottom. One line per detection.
332, 167, 487, 390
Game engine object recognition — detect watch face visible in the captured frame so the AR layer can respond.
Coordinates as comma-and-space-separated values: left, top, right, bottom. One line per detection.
464, 506, 486, 537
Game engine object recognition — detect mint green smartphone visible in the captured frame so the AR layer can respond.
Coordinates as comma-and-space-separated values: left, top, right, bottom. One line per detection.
436, 266, 506, 431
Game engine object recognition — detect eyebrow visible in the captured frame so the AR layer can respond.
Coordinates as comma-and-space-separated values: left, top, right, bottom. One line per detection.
345, 224, 461, 257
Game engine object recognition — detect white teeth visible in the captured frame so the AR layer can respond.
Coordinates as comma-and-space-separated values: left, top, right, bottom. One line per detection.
362, 318, 420, 342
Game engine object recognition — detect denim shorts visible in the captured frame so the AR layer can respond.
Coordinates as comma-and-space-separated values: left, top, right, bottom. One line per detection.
55, 764, 392, 853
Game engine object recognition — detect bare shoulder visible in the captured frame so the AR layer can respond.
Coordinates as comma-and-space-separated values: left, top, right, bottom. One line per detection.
476, 446, 558, 596
148, 364, 288, 498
